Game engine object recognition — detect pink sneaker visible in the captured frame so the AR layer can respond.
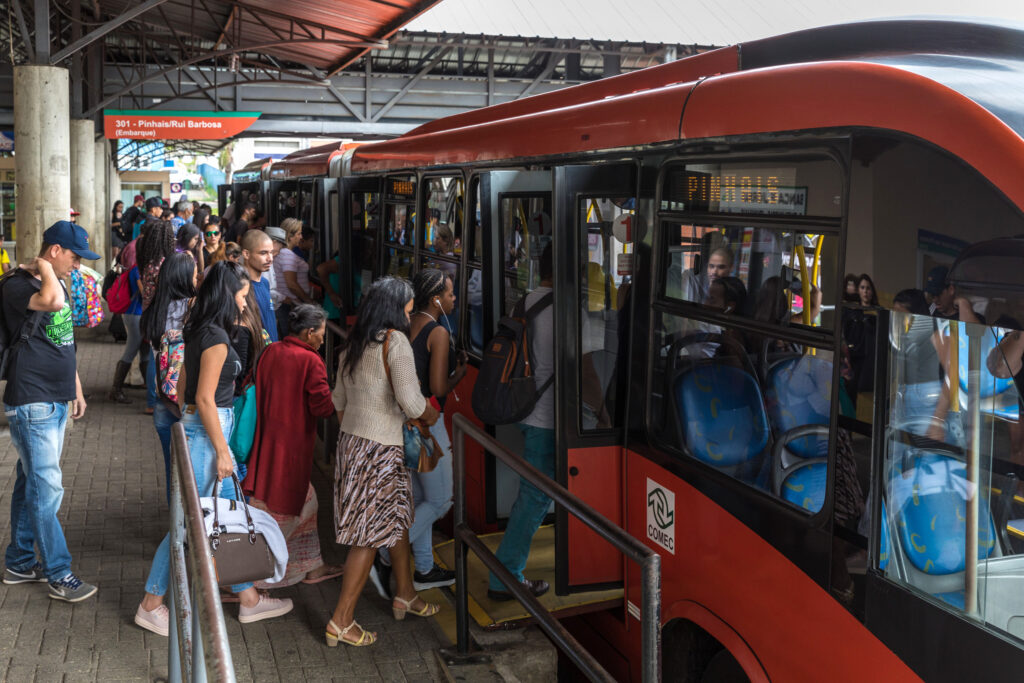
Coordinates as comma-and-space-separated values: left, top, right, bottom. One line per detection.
238, 594, 293, 624
135, 603, 169, 637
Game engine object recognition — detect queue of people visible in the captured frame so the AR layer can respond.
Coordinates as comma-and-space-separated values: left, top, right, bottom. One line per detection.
6, 209, 579, 653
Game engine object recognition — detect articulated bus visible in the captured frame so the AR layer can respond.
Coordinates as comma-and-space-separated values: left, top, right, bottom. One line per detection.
222, 18, 1024, 680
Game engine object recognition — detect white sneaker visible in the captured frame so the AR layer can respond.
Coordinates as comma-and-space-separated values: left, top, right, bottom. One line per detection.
134, 603, 170, 637
238, 594, 293, 624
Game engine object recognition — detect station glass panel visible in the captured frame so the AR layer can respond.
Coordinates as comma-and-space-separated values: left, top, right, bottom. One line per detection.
882, 312, 1024, 643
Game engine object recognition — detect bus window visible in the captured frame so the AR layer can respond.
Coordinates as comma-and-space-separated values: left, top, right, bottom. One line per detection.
579, 197, 634, 431
383, 175, 416, 280
501, 194, 553, 315
649, 308, 836, 512
350, 191, 379, 308
883, 312, 1024, 640
420, 176, 464, 342
466, 179, 484, 356
663, 223, 836, 330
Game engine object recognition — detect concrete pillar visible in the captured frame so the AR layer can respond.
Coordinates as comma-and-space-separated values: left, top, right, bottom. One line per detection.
69, 119, 95, 244
93, 138, 108, 270
14, 65, 71, 263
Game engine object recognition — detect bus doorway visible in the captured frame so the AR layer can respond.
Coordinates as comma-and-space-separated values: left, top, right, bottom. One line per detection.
553, 162, 641, 593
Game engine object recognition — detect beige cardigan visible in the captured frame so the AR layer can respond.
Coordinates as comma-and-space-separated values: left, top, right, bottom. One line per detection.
332, 331, 426, 447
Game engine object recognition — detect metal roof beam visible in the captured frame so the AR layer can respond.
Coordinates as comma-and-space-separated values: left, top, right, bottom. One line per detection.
222, 1, 387, 47
371, 41, 453, 122
50, 0, 172, 64
11, 0, 34, 62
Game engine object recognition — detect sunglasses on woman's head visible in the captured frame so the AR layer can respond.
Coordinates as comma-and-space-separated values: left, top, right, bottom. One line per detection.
205, 231, 219, 237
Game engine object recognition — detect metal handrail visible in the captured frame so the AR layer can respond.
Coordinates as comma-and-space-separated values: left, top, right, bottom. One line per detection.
167, 422, 236, 682
452, 414, 662, 683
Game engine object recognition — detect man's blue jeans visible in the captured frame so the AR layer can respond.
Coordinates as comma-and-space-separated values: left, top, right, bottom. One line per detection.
488, 424, 555, 591
4, 401, 72, 582
144, 407, 252, 596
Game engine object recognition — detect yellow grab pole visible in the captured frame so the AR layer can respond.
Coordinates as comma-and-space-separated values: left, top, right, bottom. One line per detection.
795, 244, 812, 326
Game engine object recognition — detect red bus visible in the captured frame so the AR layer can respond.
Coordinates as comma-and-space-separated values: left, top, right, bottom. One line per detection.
239, 17, 1024, 680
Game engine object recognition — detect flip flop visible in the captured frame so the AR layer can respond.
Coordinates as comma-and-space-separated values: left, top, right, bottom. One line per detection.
301, 567, 345, 585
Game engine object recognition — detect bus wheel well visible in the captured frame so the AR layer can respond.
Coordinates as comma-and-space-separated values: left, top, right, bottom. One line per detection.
662, 618, 726, 682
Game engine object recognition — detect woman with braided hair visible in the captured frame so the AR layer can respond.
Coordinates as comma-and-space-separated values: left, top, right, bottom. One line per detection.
135, 218, 177, 413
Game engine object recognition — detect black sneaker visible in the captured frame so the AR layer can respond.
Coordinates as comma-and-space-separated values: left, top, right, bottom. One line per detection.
486, 578, 549, 602
413, 564, 456, 590
368, 554, 392, 600
3, 563, 47, 585
48, 573, 98, 603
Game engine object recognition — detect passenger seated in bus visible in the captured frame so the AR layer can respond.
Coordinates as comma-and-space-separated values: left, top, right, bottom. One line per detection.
668, 245, 735, 304
700, 276, 747, 362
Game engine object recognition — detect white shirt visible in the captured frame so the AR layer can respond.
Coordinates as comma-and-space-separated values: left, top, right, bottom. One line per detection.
273, 247, 310, 303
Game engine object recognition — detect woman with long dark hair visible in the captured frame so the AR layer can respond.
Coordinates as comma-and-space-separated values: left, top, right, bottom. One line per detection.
328, 277, 440, 647
842, 272, 880, 410
111, 200, 125, 261
375, 269, 467, 593
176, 222, 205, 274
106, 239, 148, 405
140, 252, 198, 500
135, 261, 293, 636
135, 218, 177, 413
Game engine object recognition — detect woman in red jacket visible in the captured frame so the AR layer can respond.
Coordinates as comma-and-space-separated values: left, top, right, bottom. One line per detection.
243, 303, 343, 586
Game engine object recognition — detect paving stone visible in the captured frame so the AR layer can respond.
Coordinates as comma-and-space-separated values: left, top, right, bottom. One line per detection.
0, 329, 449, 681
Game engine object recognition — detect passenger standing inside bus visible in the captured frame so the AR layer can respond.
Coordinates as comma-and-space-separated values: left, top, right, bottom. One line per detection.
135, 262, 293, 636
842, 273, 878, 413
374, 270, 467, 595
925, 266, 982, 323
328, 277, 441, 647
487, 245, 555, 601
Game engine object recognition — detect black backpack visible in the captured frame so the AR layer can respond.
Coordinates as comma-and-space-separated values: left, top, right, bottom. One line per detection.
471, 292, 553, 425
0, 271, 43, 381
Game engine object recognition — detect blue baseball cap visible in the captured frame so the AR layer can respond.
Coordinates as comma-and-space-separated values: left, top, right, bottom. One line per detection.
43, 220, 101, 260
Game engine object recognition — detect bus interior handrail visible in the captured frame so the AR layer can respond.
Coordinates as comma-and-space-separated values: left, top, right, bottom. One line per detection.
168, 422, 236, 682
451, 413, 662, 683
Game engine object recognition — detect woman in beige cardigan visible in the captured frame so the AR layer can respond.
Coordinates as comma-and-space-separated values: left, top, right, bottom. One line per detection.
328, 277, 440, 647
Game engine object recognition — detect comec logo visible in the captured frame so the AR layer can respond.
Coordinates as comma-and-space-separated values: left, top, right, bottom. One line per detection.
645, 478, 675, 554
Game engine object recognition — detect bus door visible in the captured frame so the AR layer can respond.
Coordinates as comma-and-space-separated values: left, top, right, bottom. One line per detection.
217, 184, 231, 217
553, 162, 639, 592
340, 176, 381, 323
462, 170, 552, 533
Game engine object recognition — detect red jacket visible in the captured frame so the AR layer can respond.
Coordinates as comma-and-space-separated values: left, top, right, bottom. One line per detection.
242, 336, 334, 516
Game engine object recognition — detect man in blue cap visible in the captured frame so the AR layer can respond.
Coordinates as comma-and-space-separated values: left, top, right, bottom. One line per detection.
1, 220, 99, 602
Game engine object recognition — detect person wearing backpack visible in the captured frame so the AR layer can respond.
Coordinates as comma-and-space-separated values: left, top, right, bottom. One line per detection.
106, 241, 147, 404
140, 252, 197, 501
486, 243, 554, 601
1, 221, 98, 603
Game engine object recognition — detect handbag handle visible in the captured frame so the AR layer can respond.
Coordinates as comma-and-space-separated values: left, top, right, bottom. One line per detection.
210, 473, 257, 549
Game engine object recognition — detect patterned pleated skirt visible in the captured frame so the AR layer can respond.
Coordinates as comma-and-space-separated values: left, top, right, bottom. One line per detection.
333, 432, 413, 549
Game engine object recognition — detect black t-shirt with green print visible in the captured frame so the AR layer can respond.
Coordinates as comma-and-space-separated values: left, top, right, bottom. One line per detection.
2, 271, 77, 406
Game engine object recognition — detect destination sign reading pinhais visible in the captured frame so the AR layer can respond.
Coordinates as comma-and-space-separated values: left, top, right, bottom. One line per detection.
103, 110, 261, 140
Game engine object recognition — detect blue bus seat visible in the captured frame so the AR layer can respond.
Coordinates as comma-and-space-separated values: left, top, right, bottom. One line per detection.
953, 322, 1019, 420
765, 355, 833, 513
672, 362, 771, 483
888, 452, 998, 608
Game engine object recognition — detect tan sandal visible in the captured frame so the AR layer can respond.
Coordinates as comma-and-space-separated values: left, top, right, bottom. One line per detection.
325, 619, 376, 647
392, 595, 440, 620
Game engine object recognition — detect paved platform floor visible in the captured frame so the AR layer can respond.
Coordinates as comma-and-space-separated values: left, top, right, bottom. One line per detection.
0, 326, 448, 682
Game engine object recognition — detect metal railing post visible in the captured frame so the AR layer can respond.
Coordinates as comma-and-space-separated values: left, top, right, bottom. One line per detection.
167, 422, 237, 682
453, 416, 470, 655
450, 414, 662, 682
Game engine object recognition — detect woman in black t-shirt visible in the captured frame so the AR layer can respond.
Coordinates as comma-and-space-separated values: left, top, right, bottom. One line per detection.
135, 261, 293, 637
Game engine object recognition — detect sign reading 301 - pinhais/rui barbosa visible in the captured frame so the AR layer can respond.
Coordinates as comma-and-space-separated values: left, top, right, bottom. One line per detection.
103, 110, 261, 140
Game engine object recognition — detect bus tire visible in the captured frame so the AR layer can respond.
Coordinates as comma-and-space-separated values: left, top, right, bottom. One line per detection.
700, 648, 749, 683
662, 620, 720, 682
